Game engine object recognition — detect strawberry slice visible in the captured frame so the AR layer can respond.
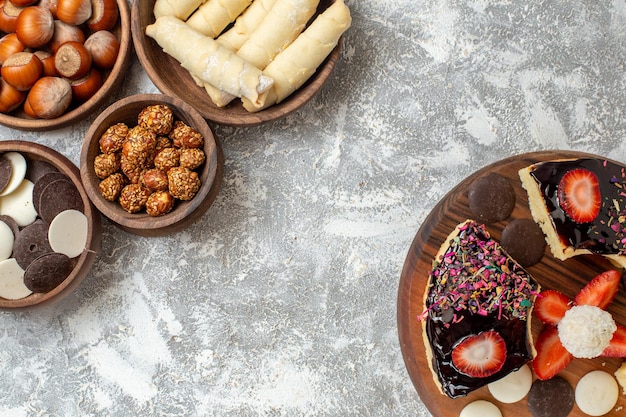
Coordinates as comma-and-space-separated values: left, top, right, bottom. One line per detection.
534, 289, 571, 325
558, 168, 601, 223
601, 324, 626, 357
532, 326, 574, 380
574, 270, 622, 309
451, 330, 507, 378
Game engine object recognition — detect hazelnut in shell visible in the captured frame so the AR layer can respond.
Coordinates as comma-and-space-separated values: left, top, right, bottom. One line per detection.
26, 76, 72, 119
0, 1, 24, 33
56, 0, 91, 25
70, 68, 102, 102
15, 6, 55, 48
0, 33, 25, 65
87, 0, 118, 31
84, 30, 119, 69
1, 51, 42, 91
49, 19, 86, 52
34, 50, 58, 76
10, 0, 38, 6
0, 78, 25, 113
54, 40, 92, 79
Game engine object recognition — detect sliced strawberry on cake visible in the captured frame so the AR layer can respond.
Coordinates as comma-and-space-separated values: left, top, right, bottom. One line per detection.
534, 290, 571, 325
532, 269, 625, 379
419, 220, 540, 398
532, 326, 574, 380
451, 331, 507, 378
519, 158, 626, 267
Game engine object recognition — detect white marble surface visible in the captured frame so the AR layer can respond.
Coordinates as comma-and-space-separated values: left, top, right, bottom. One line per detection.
1, 0, 626, 416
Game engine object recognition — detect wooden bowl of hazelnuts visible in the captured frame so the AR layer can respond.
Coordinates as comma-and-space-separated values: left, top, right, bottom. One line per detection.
79, 94, 222, 236
0, 0, 131, 131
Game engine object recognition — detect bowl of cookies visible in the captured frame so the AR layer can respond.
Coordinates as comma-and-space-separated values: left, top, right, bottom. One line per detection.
131, 0, 351, 126
80, 93, 222, 236
0, 0, 132, 131
0, 140, 101, 309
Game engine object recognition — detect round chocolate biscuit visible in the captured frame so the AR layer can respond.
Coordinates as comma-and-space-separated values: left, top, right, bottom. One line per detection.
37, 178, 84, 224
501, 218, 547, 267
468, 173, 515, 223
26, 159, 58, 184
527, 376, 574, 417
13, 221, 53, 270
0, 155, 11, 194
23, 252, 73, 293
33, 172, 71, 215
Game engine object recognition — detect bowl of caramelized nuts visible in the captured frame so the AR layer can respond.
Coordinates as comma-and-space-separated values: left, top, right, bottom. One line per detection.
79, 94, 222, 236
0, 0, 132, 131
0, 140, 101, 309
131, 0, 351, 126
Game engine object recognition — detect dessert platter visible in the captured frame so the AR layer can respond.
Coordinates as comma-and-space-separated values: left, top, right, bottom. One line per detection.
398, 150, 626, 417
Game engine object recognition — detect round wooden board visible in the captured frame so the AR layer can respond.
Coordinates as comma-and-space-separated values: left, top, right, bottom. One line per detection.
398, 151, 626, 417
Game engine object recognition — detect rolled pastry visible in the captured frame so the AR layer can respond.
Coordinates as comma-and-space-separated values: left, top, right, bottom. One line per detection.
153, 0, 205, 20
146, 16, 273, 109
217, 0, 278, 51
236, 0, 320, 70
186, 0, 253, 38
243, 0, 351, 111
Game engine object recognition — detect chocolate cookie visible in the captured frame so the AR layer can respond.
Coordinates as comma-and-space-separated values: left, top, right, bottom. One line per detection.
501, 218, 547, 267
23, 252, 73, 293
13, 221, 53, 270
527, 376, 574, 417
468, 173, 515, 223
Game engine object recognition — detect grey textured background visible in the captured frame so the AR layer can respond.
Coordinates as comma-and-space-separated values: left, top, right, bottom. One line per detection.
1, 0, 626, 416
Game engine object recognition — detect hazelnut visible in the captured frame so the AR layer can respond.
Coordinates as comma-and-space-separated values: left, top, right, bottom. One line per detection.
99, 122, 128, 153
141, 168, 168, 192
179, 148, 206, 170
93, 152, 119, 179
120, 153, 143, 184
145, 191, 174, 217
98, 172, 125, 201
138, 104, 174, 135
168, 166, 200, 201
169, 120, 203, 149
122, 125, 156, 162
118, 183, 150, 213
153, 147, 179, 172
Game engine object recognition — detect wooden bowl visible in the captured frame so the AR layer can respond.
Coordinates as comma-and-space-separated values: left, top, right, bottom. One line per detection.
131, 0, 342, 126
0, 0, 132, 131
0, 140, 101, 309
80, 94, 222, 236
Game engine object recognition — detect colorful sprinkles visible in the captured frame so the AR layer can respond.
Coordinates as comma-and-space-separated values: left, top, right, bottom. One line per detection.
419, 221, 539, 325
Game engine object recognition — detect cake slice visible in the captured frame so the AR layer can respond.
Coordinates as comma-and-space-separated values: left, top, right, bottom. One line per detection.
420, 220, 540, 398
519, 158, 626, 268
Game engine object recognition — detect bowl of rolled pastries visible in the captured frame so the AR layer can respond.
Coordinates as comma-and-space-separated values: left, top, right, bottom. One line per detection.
0, 0, 132, 131
0, 140, 101, 309
80, 93, 222, 237
131, 0, 351, 126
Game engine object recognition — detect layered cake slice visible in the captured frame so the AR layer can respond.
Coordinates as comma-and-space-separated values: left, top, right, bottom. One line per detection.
420, 220, 540, 398
519, 158, 626, 268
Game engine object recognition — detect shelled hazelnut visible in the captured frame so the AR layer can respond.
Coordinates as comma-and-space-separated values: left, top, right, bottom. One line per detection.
94, 104, 207, 216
